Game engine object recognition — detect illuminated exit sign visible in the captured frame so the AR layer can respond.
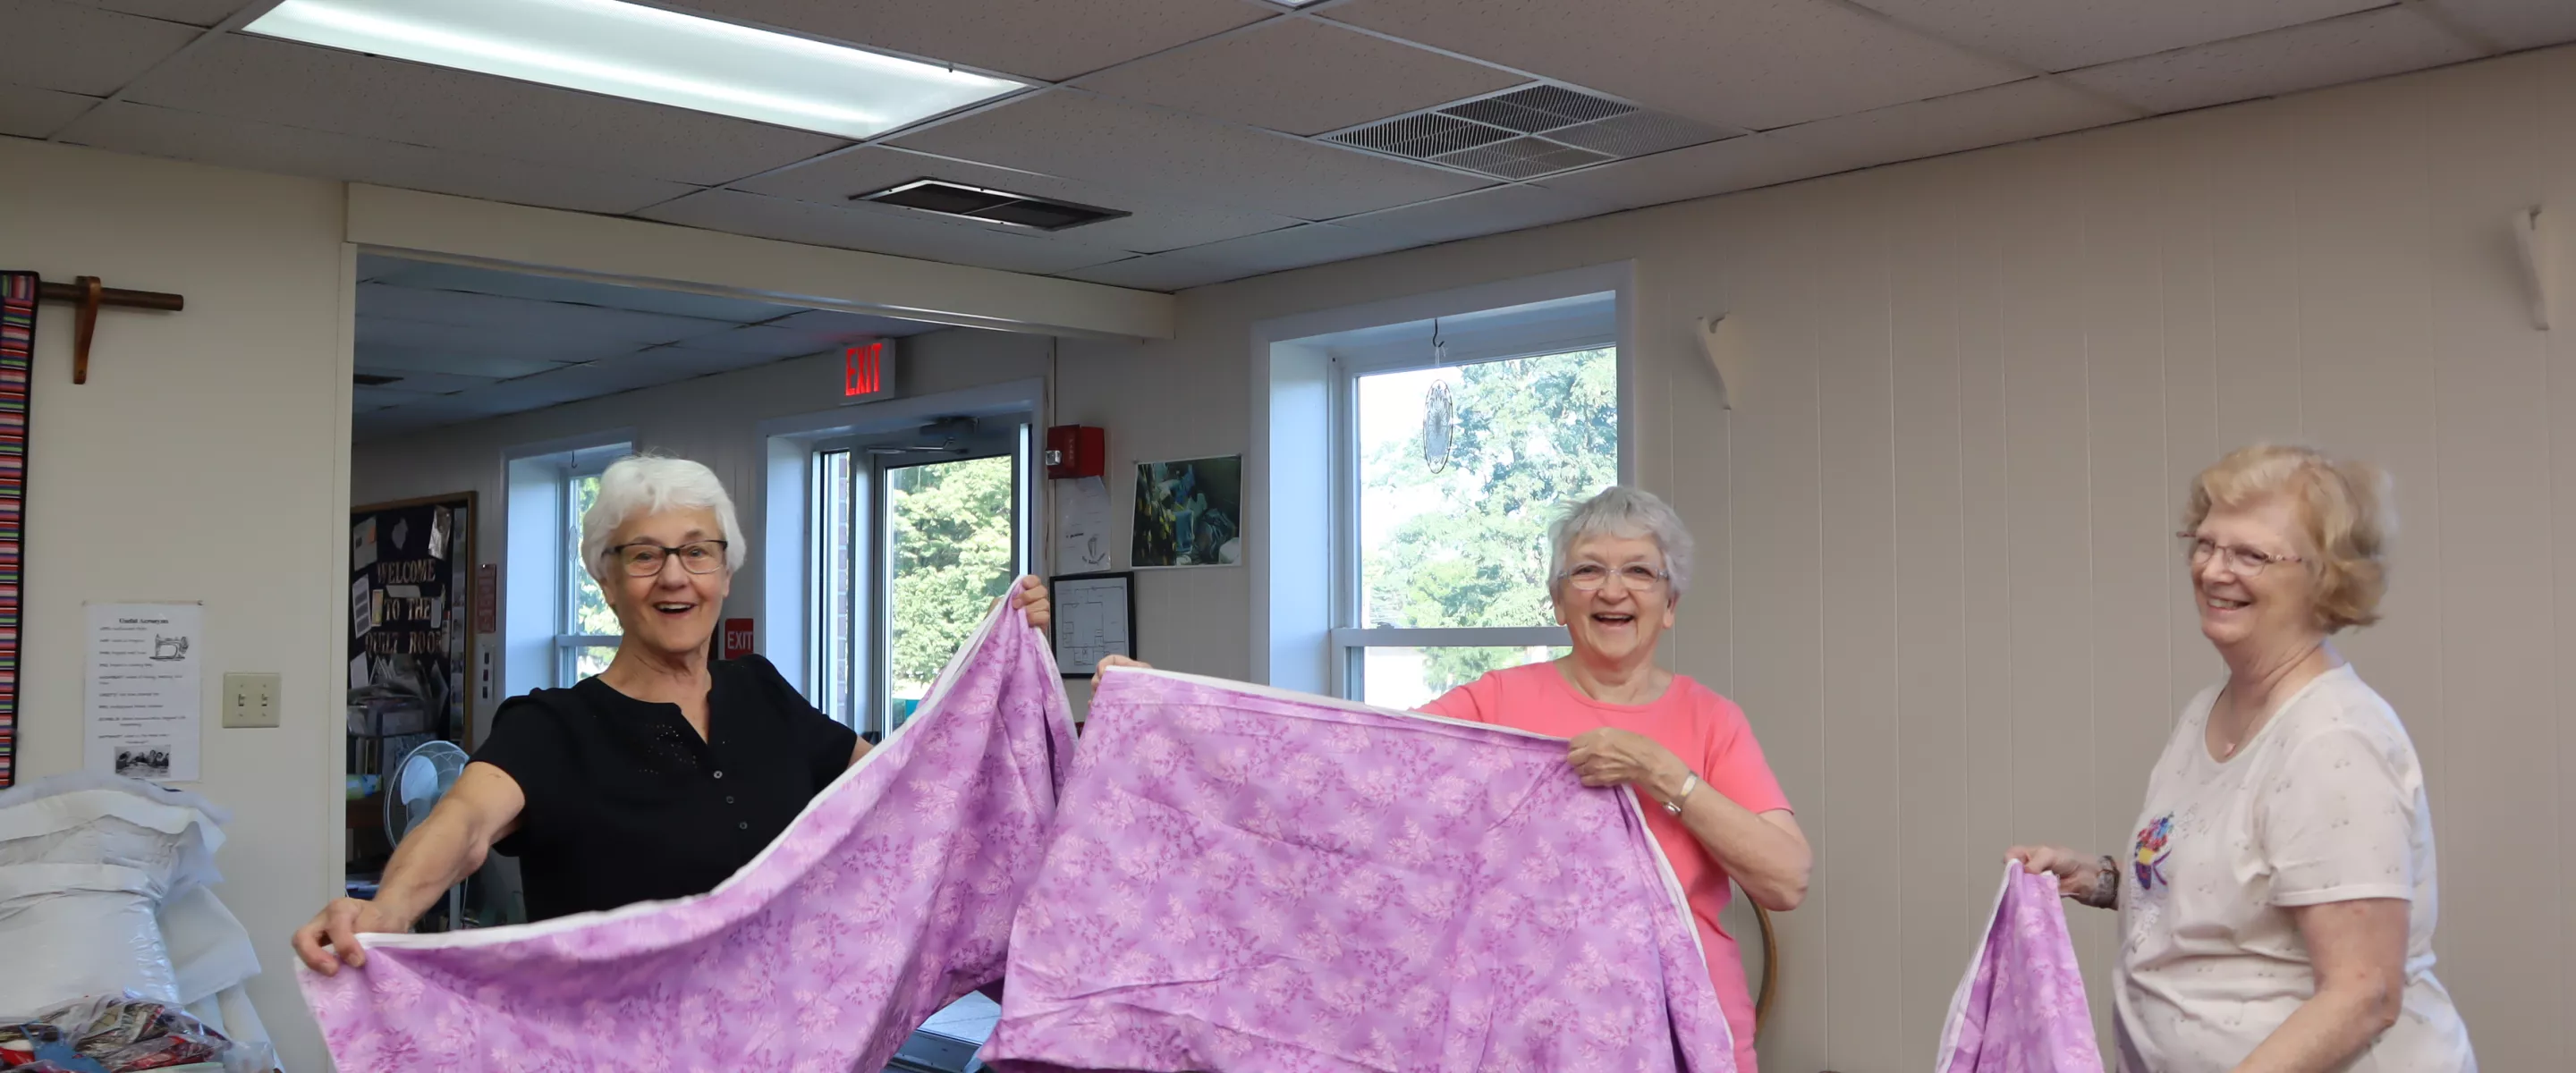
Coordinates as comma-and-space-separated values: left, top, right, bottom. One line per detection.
841, 339, 897, 401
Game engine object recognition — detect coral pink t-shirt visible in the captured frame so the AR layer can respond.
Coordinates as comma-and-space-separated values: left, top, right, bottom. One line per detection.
1422, 662, 1792, 1073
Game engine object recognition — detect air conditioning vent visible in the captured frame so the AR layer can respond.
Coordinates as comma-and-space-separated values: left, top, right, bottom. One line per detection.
854, 179, 1129, 232
1324, 83, 1728, 181
353, 373, 404, 385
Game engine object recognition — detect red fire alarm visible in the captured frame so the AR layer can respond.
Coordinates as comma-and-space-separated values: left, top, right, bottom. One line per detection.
1045, 425, 1104, 479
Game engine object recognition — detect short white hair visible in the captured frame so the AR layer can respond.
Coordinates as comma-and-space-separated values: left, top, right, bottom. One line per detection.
1548, 486, 1694, 598
580, 454, 747, 584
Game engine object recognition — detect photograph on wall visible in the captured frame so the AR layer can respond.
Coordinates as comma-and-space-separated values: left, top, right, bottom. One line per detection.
1131, 455, 1241, 569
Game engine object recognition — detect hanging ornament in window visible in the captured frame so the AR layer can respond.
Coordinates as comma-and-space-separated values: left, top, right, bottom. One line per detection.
1423, 318, 1454, 474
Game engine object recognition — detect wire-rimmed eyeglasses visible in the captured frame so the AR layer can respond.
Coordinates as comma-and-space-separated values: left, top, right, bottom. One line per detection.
611, 540, 729, 577
1562, 562, 1669, 592
2176, 532, 2300, 577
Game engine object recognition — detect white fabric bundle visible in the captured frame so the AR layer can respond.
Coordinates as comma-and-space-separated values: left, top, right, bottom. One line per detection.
0, 773, 233, 1017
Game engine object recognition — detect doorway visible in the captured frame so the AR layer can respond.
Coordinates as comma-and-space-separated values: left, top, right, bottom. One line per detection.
811, 412, 1034, 739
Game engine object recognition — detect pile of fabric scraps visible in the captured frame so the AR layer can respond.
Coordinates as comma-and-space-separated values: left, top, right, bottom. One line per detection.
0, 993, 237, 1072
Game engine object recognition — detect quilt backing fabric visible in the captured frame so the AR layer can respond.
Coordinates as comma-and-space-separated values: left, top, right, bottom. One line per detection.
979, 670, 1735, 1073
299, 604, 1072, 1073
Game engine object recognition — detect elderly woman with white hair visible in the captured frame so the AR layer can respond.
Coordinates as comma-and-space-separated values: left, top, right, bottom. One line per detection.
1414, 486, 1809, 1073
2011, 444, 2474, 1072
1101, 486, 1811, 1070
295, 454, 1054, 974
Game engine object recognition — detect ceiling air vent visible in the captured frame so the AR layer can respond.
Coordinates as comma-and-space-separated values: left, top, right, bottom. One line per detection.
1325, 83, 1729, 181
854, 180, 1130, 232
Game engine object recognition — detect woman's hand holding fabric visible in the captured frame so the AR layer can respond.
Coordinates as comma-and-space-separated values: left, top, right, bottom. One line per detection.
2007, 844, 2106, 898
1567, 728, 1688, 799
1011, 577, 1051, 632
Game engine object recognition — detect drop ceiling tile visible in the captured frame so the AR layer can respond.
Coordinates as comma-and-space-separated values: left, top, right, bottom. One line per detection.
891, 90, 1490, 220
2429, 0, 2576, 50
0, 82, 97, 139
360, 393, 526, 435
120, 34, 848, 185
58, 102, 695, 215
616, 344, 798, 379
639, 189, 1135, 275
759, 308, 945, 342
496, 361, 695, 406
660, 0, 1268, 82
1072, 17, 1524, 136
0, 0, 200, 97
1852, 0, 2385, 72
360, 284, 733, 346
355, 319, 625, 376
1178, 223, 1427, 277
70, 0, 251, 26
669, 317, 898, 359
736, 146, 1301, 253
353, 384, 446, 409
1056, 254, 1250, 292
1767, 77, 2140, 173
363, 259, 801, 324
2064, 6, 2486, 114
353, 367, 495, 395
1332, 182, 1614, 246
1535, 132, 1837, 209
354, 408, 462, 442
1324, 0, 2030, 131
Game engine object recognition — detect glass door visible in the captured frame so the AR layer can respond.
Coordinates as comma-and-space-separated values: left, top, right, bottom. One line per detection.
875, 447, 1023, 731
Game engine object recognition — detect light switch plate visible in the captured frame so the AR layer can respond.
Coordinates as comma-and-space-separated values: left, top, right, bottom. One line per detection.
222, 672, 281, 728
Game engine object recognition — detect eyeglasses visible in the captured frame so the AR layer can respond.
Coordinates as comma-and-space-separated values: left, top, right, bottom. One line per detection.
2176, 532, 2301, 577
612, 540, 729, 577
1563, 562, 1668, 592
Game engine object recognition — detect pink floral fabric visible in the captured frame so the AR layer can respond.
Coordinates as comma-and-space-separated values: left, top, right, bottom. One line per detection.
980, 671, 1736, 1073
1936, 865, 2105, 1073
298, 606, 1072, 1073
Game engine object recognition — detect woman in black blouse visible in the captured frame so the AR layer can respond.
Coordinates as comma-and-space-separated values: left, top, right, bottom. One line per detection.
295, 454, 1052, 974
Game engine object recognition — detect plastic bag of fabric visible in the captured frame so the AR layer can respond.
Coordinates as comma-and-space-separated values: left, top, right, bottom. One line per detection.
1934, 864, 2105, 1073
0, 777, 227, 1016
0, 992, 243, 1072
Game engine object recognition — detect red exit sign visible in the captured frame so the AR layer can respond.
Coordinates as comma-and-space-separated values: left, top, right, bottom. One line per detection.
844, 341, 886, 398
722, 618, 755, 660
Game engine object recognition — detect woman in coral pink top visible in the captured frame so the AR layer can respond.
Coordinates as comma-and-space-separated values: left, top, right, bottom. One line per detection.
1419, 486, 1810, 1073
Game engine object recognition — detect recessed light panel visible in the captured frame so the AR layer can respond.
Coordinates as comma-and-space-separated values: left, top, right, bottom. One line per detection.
245, 0, 1021, 139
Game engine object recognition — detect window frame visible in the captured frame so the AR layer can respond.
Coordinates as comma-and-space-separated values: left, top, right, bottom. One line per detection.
553, 455, 620, 687
1326, 334, 1619, 704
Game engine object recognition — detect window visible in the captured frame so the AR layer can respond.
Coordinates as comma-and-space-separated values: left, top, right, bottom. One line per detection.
1336, 346, 1616, 708
559, 463, 620, 683
504, 437, 630, 697
809, 418, 1031, 733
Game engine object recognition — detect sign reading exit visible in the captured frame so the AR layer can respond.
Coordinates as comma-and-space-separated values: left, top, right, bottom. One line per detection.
723, 618, 755, 660
843, 339, 898, 401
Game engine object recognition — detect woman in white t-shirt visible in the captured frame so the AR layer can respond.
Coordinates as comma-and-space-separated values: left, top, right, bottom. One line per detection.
2010, 444, 2473, 1073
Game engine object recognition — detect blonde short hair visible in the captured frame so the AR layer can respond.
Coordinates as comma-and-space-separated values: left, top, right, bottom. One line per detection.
2183, 444, 2394, 632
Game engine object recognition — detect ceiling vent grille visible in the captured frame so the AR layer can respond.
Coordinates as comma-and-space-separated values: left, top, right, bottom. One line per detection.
854, 179, 1129, 232
1324, 84, 1728, 181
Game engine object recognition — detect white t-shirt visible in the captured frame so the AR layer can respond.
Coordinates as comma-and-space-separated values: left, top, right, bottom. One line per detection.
2113, 665, 2474, 1073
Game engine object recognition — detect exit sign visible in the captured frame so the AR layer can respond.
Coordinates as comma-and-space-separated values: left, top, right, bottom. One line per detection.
843, 339, 897, 401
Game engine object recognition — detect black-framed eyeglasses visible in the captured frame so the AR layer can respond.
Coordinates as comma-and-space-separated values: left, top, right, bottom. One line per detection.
2176, 532, 2300, 577
611, 540, 729, 577
1562, 562, 1668, 592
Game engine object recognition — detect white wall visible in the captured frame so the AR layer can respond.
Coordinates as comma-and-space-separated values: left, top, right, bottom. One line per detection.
1, 138, 352, 1072
351, 326, 1056, 705
1056, 46, 2576, 1071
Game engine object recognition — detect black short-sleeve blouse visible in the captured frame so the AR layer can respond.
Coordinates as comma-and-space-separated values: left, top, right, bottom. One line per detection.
469, 655, 858, 922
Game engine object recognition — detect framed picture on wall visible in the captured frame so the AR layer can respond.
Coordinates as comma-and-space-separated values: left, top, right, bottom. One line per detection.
1131, 455, 1241, 569
1048, 571, 1135, 678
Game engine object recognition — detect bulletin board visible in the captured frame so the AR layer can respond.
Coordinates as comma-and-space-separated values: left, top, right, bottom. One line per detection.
350, 493, 476, 785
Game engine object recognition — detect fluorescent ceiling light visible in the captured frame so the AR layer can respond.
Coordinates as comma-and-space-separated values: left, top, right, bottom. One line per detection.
246, 0, 1021, 139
